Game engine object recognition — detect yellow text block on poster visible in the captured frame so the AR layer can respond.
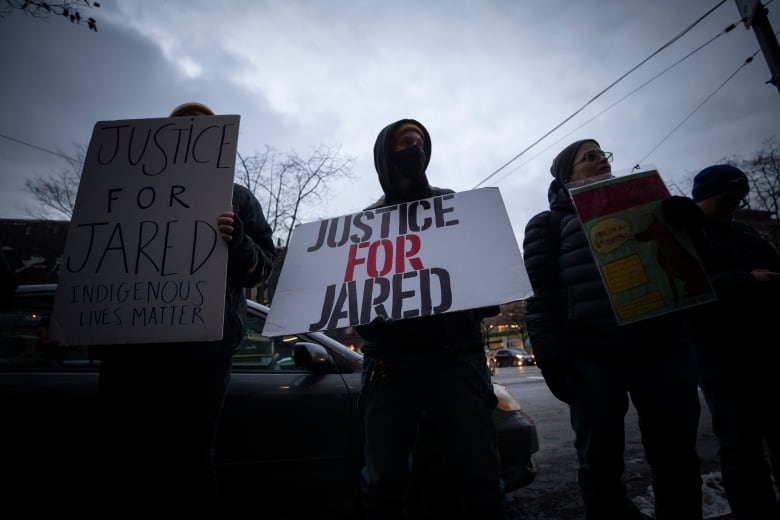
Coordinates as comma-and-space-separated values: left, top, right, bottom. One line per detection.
600, 254, 648, 293
615, 291, 665, 320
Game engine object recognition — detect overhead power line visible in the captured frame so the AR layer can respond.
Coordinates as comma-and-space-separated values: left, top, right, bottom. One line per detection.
0, 132, 76, 162
491, 20, 737, 187
634, 44, 771, 168
472, 0, 729, 189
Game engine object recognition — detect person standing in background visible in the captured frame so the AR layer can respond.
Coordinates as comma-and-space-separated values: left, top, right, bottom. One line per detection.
522, 138, 703, 520
664, 164, 780, 519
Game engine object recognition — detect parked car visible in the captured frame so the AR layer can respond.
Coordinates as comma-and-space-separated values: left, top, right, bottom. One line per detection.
492, 347, 536, 367
1, 284, 538, 516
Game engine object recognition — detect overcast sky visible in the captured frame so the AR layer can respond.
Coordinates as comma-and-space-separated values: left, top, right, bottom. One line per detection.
1, 0, 778, 247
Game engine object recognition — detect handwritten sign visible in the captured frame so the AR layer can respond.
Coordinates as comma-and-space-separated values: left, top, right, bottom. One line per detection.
49, 115, 240, 345
263, 187, 533, 336
569, 170, 716, 325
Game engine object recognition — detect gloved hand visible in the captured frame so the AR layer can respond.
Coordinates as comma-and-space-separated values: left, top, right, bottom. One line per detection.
661, 196, 702, 227
534, 346, 574, 404
356, 314, 394, 339
540, 364, 574, 405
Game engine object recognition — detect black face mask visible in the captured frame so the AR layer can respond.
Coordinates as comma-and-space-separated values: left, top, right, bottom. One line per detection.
390, 146, 426, 180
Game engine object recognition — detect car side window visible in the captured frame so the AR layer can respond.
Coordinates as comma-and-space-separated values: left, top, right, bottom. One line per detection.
0, 292, 94, 369
233, 310, 302, 370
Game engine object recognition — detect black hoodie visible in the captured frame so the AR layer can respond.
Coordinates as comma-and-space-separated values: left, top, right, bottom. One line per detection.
356, 119, 498, 357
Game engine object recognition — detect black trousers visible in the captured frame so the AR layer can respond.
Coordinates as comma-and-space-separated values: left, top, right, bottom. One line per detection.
96, 344, 234, 512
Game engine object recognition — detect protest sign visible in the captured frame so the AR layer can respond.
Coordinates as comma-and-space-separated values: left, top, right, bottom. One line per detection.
569, 169, 716, 325
50, 115, 240, 345
262, 187, 532, 336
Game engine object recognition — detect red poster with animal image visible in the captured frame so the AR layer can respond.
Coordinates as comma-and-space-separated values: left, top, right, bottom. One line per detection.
569, 169, 716, 325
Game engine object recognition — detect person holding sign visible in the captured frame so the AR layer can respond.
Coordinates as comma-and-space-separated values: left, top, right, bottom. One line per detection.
96, 102, 277, 511
664, 164, 780, 520
355, 119, 504, 519
522, 139, 703, 520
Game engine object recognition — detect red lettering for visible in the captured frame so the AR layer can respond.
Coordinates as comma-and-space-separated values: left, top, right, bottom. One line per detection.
367, 239, 393, 277
344, 242, 370, 282
344, 234, 425, 282
395, 234, 423, 273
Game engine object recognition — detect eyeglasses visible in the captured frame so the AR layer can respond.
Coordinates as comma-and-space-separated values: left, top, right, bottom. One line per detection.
574, 150, 613, 166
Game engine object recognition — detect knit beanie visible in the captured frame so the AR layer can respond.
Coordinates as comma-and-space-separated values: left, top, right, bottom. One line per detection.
549, 139, 599, 185
392, 122, 426, 146
691, 164, 749, 202
169, 102, 215, 117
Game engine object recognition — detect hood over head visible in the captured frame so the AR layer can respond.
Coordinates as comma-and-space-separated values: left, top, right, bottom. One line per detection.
549, 139, 599, 186
373, 118, 432, 204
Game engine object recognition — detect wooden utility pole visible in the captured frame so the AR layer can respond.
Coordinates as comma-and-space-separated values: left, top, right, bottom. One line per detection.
735, 0, 780, 94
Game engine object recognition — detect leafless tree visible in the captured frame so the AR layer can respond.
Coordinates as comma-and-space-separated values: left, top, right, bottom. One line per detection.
236, 144, 355, 248
0, 0, 99, 31
23, 142, 354, 303
23, 144, 85, 219
667, 136, 779, 219
731, 136, 780, 220
25, 142, 354, 246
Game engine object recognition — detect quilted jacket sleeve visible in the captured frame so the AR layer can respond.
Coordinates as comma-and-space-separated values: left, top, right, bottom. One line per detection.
522, 211, 566, 368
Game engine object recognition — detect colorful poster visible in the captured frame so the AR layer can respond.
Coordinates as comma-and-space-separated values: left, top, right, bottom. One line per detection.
569, 170, 716, 325
263, 187, 533, 336
50, 115, 240, 345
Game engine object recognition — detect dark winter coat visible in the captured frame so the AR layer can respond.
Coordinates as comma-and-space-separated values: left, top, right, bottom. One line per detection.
522, 179, 691, 368
356, 119, 498, 357
222, 183, 277, 349
681, 206, 780, 349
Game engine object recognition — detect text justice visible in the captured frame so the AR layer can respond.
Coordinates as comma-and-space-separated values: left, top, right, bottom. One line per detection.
305, 194, 459, 253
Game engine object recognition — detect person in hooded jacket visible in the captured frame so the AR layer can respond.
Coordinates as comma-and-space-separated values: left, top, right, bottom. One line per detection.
664, 164, 780, 519
356, 118, 504, 519
522, 139, 703, 520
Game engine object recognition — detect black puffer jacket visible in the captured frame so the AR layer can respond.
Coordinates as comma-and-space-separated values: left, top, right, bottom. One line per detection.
357, 119, 498, 357
523, 179, 690, 367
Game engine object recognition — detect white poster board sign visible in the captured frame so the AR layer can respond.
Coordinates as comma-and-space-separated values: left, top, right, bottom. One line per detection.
263, 187, 532, 336
50, 115, 240, 345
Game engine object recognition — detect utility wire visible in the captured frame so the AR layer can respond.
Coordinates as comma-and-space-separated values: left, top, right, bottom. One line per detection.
633, 52, 760, 169
635, 23, 780, 168
472, 0, 729, 189
492, 20, 736, 186
0, 132, 75, 162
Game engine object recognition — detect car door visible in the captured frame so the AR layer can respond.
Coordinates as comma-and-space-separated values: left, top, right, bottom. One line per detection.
0, 288, 103, 506
216, 307, 360, 516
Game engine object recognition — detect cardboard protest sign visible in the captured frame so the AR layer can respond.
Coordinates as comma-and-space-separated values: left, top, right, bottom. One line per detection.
50, 115, 240, 345
568, 170, 716, 325
263, 187, 532, 336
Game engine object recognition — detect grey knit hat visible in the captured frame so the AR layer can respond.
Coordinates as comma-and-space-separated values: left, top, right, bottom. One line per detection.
550, 139, 599, 185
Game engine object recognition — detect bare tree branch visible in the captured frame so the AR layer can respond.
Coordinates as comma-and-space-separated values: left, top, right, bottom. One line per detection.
1, 1, 100, 31
23, 143, 85, 219
237, 144, 354, 248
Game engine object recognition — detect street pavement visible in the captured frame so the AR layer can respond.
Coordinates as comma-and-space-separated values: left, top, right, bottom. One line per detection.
494, 366, 740, 520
